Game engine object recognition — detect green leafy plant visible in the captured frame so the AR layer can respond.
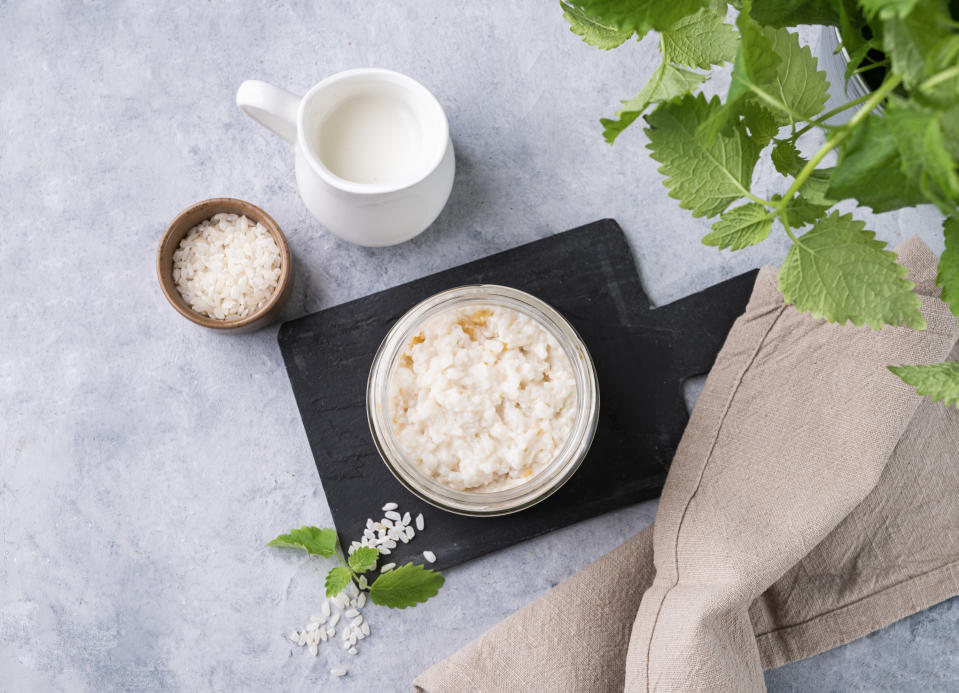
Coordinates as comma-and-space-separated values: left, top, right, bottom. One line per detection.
562, 0, 959, 405
269, 526, 444, 608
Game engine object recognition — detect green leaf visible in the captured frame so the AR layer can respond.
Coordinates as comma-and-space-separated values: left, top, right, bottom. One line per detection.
888, 362, 959, 408
661, 7, 738, 69
602, 63, 705, 143
752, 27, 831, 127
941, 106, 959, 161
829, 113, 927, 212
858, 0, 920, 18
884, 100, 959, 213
561, 1, 634, 49
703, 203, 773, 250
843, 42, 874, 85
882, 2, 954, 90
703, 24, 829, 139
938, 216, 959, 319
784, 193, 831, 226
778, 212, 925, 329
749, 0, 841, 27
269, 526, 339, 557
771, 140, 804, 176
369, 563, 445, 609
347, 546, 380, 573
742, 102, 780, 146
645, 93, 761, 218
701, 12, 780, 140
325, 566, 353, 598
768, 141, 837, 209
568, 0, 708, 36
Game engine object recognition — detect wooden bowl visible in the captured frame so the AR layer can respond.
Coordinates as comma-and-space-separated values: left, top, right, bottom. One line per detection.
156, 198, 293, 333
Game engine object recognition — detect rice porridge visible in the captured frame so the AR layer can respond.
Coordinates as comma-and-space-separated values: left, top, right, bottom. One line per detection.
387, 305, 577, 492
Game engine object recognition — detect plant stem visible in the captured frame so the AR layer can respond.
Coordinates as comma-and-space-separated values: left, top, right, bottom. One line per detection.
779, 208, 798, 243
745, 190, 774, 206
788, 92, 872, 140
920, 64, 959, 92
852, 59, 890, 76
775, 73, 903, 215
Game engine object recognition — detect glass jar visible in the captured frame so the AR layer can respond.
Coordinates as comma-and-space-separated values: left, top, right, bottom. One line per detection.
366, 285, 600, 516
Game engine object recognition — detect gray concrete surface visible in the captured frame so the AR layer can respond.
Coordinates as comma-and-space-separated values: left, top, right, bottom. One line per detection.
1, 1, 954, 691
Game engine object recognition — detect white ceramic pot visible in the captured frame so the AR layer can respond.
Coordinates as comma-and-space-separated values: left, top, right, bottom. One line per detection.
815, 26, 879, 121
237, 69, 455, 247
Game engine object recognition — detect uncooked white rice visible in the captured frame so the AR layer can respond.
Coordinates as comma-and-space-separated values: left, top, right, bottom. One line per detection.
423, 550, 436, 563
415, 513, 424, 531
382, 502, 398, 511
331, 668, 347, 677
172, 213, 281, 320
380, 562, 396, 573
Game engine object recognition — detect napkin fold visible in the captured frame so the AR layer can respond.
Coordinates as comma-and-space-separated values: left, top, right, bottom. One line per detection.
414, 238, 959, 693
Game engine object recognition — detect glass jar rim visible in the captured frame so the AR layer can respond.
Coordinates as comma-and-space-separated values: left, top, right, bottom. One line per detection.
366, 285, 600, 517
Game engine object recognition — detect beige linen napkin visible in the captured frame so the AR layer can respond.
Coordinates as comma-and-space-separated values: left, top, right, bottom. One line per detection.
414, 238, 959, 693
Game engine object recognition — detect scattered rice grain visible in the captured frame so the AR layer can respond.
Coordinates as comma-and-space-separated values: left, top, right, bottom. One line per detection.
423, 550, 436, 563
415, 513, 425, 531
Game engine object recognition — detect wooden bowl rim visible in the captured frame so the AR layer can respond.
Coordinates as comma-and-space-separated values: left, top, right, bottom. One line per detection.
156, 197, 292, 330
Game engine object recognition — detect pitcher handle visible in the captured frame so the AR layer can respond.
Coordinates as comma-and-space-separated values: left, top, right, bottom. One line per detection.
236, 80, 300, 146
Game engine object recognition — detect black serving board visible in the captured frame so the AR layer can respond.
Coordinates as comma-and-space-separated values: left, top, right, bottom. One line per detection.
278, 219, 757, 570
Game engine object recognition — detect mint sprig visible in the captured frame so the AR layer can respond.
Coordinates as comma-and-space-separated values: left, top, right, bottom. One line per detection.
269, 525, 444, 609
565, 0, 959, 406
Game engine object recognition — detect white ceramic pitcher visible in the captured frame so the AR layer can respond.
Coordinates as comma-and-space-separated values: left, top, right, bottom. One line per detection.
236, 69, 455, 247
